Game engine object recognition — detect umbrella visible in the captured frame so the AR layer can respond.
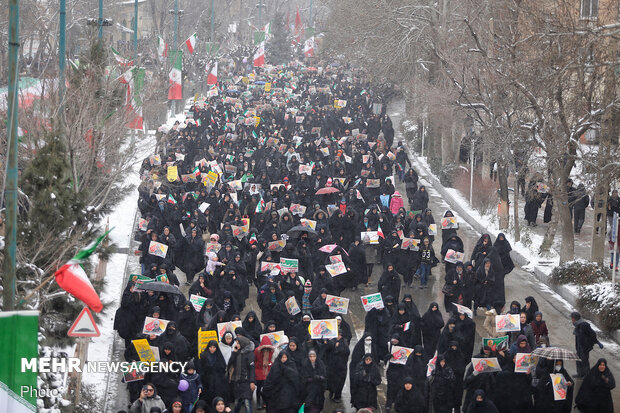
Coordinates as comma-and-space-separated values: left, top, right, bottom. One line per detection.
287, 225, 319, 239
531, 347, 580, 361
139, 282, 184, 296
315, 187, 340, 195
254, 81, 266, 85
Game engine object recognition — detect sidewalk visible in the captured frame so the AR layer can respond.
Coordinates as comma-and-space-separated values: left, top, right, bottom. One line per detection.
390, 100, 620, 344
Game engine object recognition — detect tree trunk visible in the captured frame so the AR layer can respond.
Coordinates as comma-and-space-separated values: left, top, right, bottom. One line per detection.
513, 174, 520, 242
590, 177, 608, 264
498, 161, 509, 230
539, 197, 558, 256
557, 173, 575, 263
481, 143, 490, 180
441, 120, 451, 166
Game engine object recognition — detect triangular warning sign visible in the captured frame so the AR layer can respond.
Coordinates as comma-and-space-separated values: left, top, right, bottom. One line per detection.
67, 307, 100, 337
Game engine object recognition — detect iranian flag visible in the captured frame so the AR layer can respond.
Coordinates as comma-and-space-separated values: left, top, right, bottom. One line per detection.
303, 36, 315, 57
54, 230, 112, 313
253, 41, 265, 67
111, 47, 133, 67
127, 68, 145, 131
185, 32, 198, 54
168, 51, 183, 100
0, 311, 38, 413
377, 224, 385, 239
157, 35, 168, 60
255, 198, 265, 213
206, 61, 218, 85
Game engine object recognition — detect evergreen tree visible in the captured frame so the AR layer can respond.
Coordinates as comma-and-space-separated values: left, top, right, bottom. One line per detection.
266, 12, 292, 65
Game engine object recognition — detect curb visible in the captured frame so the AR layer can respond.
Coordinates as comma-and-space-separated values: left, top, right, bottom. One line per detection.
404, 145, 620, 344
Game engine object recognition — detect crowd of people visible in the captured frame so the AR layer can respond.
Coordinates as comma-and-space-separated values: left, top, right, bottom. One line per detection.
113, 61, 616, 413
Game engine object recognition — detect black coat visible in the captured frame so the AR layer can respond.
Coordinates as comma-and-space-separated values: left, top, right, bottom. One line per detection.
262, 352, 301, 410
300, 358, 327, 408
394, 385, 426, 413
199, 342, 230, 403
351, 359, 382, 409
575, 360, 616, 413
325, 337, 350, 393
421, 303, 444, 359
378, 269, 402, 302
493, 234, 515, 274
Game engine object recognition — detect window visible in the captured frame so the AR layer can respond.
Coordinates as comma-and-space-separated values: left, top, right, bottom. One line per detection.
581, 0, 599, 20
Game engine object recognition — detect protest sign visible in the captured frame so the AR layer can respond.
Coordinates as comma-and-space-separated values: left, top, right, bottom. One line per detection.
148, 241, 168, 258
444, 249, 465, 264
197, 329, 218, 358
515, 353, 538, 373
482, 335, 509, 352
441, 217, 459, 229
300, 219, 317, 230
428, 224, 437, 235
285, 296, 301, 315
326, 262, 347, 277
142, 317, 170, 336
471, 357, 502, 373
268, 240, 286, 252
217, 321, 242, 340
132, 339, 157, 362
550, 373, 568, 400
190, 294, 207, 311
454, 303, 473, 319
390, 346, 414, 365
361, 292, 384, 311
310, 319, 338, 339
260, 331, 285, 346
495, 314, 521, 332
280, 258, 299, 274
361, 231, 380, 244
325, 294, 349, 314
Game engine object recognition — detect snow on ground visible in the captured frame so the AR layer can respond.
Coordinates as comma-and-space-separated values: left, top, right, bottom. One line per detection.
80, 131, 155, 398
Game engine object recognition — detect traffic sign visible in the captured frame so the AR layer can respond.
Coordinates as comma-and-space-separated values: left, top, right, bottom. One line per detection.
67, 307, 100, 337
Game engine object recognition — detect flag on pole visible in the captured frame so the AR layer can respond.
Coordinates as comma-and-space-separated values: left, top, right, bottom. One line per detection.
185, 32, 198, 54
303, 36, 315, 57
168, 51, 183, 100
255, 198, 265, 213
377, 224, 385, 239
253, 40, 265, 67
157, 35, 168, 60
116, 67, 133, 84
0, 311, 38, 413
403, 321, 411, 331
54, 230, 112, 312
206, 62, 218, 85
111, 47, 133, 67
127, 67, 145, 131
294, 8, 303, 45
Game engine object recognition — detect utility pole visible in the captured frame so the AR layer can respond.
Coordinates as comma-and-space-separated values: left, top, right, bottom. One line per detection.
258, 0, 262, 30
98, 0, 103, 41
3, 0, 19, 311
210, 0, 215, 41
59, 0, 66, 112
133, 0, 138, 61
169, 0, 181, 114
309, 0, 313, 27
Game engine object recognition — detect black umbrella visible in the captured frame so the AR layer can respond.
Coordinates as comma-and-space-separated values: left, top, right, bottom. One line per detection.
287, 225, 319, 239
139, 282, 184, 295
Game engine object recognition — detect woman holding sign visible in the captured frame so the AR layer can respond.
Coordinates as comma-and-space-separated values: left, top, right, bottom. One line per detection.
536, 359, 574, 413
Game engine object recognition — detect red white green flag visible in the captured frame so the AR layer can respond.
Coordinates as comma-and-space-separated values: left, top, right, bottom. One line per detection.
207, 61, 218, 85
126, 68, 145, 130
168, 51, 183, 100
377, 224, 385, 239
111, 47, 133, 67
54, 230, 112, 313
253, 41, 265, 67
157, 35, 168, 60
185, 32, 198, 54
304, 36, 315, 57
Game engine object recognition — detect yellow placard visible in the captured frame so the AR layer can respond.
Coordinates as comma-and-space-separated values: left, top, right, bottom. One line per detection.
167, 165, 178, 182
198, 329, 219, 358
264, 82, 271, 92
132, 339, 156, 362
254, 116, 261, 127
205, 170, 219, 187
242, 77, 249, 85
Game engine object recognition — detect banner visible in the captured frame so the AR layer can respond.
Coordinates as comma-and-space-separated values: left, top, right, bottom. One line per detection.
142, 317, 170, 336
325, 294, 349, 314
260, 331, 285, 346
361, 292, 384, 311
326, 262, 347, 277
0, 311, 38, 413
132, 339, 157, 362
444, 249, 465, 264
390, 345, 414, 365
495, 314, 520, 332
197, 329, 218, 358
268, 240, 286, 251
515, 353, 538, 374
148, 241, 168, 258
361, 231, 380, 244
190, 294, 207, 311
285, 296, 301, 315
471, 357, 502, 373
310, 319, 338, 339
217, 321, 242, 340
482, 335, 509, 352
280, 258, 299, 274
550, 373, 568, 400
441, 217, 458, 229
